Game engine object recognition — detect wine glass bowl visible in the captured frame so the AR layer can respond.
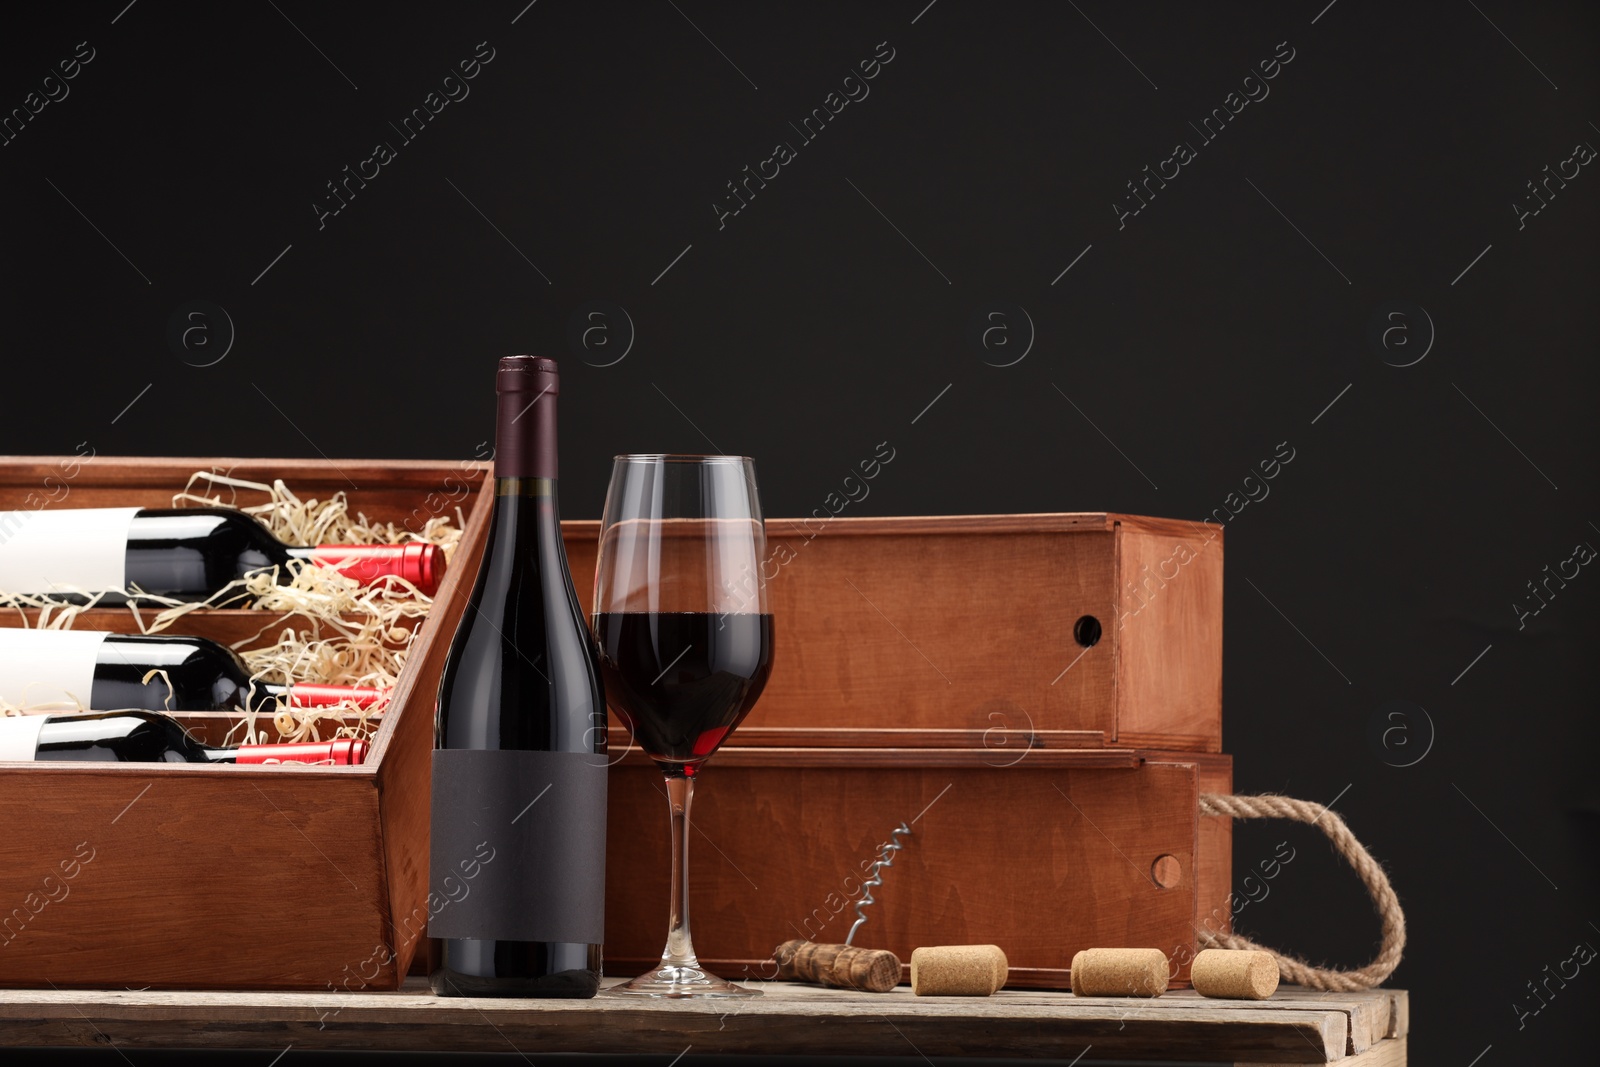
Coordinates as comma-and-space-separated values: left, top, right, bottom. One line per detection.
593, 608, 773, 777
594, 456, 774, 997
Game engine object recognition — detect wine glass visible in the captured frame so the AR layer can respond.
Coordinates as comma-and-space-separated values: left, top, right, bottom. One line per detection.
593, 455, 775, 998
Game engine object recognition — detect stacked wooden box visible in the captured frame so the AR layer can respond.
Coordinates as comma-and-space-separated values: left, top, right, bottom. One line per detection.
588, 512, 1231, 989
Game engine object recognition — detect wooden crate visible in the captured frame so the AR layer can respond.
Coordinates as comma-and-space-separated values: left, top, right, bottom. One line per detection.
0, 456, 493, 991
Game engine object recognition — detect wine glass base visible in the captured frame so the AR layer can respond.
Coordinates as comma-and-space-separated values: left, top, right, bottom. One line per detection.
603, 962, 761, 998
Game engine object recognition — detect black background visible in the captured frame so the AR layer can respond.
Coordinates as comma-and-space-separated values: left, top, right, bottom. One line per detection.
3, 2, 1598, 1064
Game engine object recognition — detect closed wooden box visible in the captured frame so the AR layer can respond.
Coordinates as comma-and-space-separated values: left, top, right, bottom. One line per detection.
0, 456, 492, 991
573, 513, 1224, 754
602, 745, 1231, 989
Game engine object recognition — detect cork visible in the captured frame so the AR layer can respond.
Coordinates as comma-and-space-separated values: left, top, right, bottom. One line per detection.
910, 945, 1008, 996
1069, 948, 1169, 997
1191, 949, 1279, 1000
773, 940, 901, 993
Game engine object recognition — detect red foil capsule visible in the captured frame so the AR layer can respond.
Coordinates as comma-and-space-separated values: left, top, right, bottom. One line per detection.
232, 739, 369, 765
308, 543, 445, 596
287, 684, 391, 710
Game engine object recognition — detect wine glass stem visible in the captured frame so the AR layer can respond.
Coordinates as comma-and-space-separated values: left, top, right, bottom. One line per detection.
662, 773, 699, 967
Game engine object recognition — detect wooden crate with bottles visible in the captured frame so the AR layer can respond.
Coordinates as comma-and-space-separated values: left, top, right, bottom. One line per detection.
0, 455, 492, 990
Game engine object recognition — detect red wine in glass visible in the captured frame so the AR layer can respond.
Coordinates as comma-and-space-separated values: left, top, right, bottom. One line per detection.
595, 611, 773, 776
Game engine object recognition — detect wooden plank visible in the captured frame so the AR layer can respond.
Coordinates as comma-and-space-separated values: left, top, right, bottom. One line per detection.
0, 981, 1380, 1061
1254, 1036, 1407, 1066
1106, 513, 1229, 541
584, 513, 1232, 539
1387, 990, 1409, 1038
612, 746, 1143, 769
1116, 731, 1216, 752
0, 610, 423, 651
1139, 758, 1201, 986
1210, 988, 1386, 1056
723, 726, 1109, 749
1354, 992, 1389, 1053
770, 513, 1116, 536
0, 456, 486, 527
0, 766, 386, 990
0, 455, 487, 490
1196, 755, 1234, 939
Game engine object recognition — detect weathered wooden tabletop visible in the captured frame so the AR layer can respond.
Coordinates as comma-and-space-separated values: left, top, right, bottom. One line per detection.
0, 981, 1408, 1064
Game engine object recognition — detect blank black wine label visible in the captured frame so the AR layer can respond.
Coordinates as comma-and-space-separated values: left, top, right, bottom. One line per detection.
428, 749, 607, 944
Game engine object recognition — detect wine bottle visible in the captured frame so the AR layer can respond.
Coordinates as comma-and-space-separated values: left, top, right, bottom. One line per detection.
0, 505, 445, 603
429, 355, 607, 999
0, 630, 389, 713
0, 710, 368, 764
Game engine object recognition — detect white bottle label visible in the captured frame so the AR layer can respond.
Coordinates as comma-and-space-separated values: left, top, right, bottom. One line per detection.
0, 507, 140, 596
0, 714, 49, 761
0, 629, 108, 710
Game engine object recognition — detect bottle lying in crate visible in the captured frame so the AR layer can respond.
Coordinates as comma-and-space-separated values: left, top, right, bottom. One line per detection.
0, 710, 368, 764
0, 504, 445, 602
0, 630, 389, 712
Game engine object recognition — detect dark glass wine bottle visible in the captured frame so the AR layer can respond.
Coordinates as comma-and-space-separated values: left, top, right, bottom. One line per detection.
0, 630, 388, 712
429, 355, 607, 999
0, 505, 445, 603
0, 710, 367, 764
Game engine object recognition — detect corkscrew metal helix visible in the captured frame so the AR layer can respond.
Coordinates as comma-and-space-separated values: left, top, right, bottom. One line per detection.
844, 821, 912, 947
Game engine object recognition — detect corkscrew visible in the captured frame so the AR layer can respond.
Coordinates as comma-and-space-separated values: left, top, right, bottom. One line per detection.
773, 821, 913, 993
845, 821, 911, 946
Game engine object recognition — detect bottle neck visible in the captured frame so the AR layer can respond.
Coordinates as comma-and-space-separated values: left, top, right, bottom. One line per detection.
489, 479, 563, 549
494, 385, 558, 480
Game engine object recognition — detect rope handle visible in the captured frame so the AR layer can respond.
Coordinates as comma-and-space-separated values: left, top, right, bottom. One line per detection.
1197, 793, 1405, 991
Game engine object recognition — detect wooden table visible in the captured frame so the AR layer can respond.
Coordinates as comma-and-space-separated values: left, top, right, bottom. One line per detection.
0, 980, 1408, 1064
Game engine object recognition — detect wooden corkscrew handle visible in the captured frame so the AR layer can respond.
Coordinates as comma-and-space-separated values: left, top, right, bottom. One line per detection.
774, 939, 902, 993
